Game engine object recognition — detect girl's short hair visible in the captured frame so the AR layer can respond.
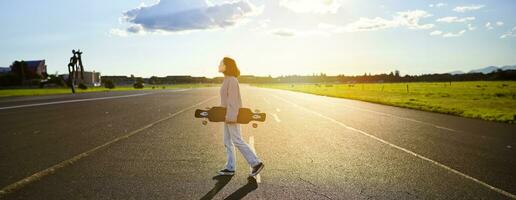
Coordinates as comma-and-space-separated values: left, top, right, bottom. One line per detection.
222, 57, 240, 77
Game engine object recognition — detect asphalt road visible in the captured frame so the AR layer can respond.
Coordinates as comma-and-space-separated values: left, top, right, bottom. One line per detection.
0, 86, 514, 199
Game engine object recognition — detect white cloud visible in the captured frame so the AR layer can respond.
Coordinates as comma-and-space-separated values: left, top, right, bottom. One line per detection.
429, 30, 443, 36
269, 10, 435, 37
453, 5, 485, 13
268, 28, 329, 37
279, 0, 342, 14
259, 19, 271, 28
486, 22, 494, 30
429, 3, 446, 8
345, 17, 395, 31
109, 28, 129, 37
119, 0, 261, 34
468, 24, 476, 31
436, 16, 475, 23
500, 27, 516, 39
431, 30, 467, 38
496, 21, 504, 26
344, 10, 434, 32
443, 30, 466, 38
269, 28, 296, 37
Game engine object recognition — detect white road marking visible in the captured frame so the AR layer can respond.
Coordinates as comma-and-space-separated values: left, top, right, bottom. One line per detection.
0, 96, 218, 197
272, 95, 516, 199
263, 97, 271, 105
265, 88, 459, 132
276, 108, 281, 112
0, 89, 191, 110
338, 103, 457, 132
343, 104, 459, 132
272, 113, 281, 123
249, 136, 261, 183
0, 93, 151, 110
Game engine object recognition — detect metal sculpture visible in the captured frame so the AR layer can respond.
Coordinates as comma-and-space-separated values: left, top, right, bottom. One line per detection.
67, 49, 85, 93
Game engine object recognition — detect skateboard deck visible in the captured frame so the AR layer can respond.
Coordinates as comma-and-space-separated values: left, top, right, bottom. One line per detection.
195, 107, 266, 127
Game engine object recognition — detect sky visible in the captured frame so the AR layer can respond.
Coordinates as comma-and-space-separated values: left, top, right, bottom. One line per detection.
1, 0, 515, 78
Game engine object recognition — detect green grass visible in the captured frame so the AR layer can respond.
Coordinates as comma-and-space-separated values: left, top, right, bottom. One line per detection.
0, 84, 217, 98
254, 81, 516, 123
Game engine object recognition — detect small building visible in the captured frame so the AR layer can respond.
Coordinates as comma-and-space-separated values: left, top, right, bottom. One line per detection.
24, 60, 48, 78
61, 71, 101, 87
82, 71, 101, 87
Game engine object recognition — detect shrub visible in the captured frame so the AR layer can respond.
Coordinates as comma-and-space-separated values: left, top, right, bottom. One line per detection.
104, 80, 115, 89
78, 83, 88, 90
48, 75, 66, 87
133, 82, 144, 89
494, 93, 506, 98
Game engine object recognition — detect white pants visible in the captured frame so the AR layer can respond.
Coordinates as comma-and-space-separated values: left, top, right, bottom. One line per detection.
223, 123, 261, 171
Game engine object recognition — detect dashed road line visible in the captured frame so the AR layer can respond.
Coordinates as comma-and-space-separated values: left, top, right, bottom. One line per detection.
249, 136, 261, 183
272, 113, 281, 123
272, 95, 515, 199
0, 96, 217, 197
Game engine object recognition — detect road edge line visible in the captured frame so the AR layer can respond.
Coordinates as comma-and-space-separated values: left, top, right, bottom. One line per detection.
258, 87, 458, 133
0, 89, 191, 110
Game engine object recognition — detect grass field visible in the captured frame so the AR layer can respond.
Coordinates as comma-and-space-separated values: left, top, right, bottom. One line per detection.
254, 81, 516, 123
0, 84, 217, 98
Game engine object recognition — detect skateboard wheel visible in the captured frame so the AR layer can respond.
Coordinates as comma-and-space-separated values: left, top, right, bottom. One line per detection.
252, 123, 258, 128
202, 120, 208, 125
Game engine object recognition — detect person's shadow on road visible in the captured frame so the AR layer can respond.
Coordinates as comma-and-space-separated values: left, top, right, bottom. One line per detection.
224, 176, 258, 200
200, 175, 233, 200
200, 176, 258, 200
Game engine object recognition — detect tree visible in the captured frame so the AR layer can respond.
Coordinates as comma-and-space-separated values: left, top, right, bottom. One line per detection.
78, 83, 88, 90
10, 61, 29, 85
133, 78, 144, 89
150, 76, 159, 85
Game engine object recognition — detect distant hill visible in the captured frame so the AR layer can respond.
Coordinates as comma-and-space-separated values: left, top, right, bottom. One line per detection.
468, 66, 500, 74
501, 65, 516, 71
447, 70, 465, 75
447, 65, 516, 75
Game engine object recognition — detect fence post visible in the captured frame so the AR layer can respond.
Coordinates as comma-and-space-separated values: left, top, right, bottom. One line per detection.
406, 84, 409, 93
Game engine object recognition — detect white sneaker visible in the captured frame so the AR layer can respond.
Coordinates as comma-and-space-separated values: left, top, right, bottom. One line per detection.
217, 169, 235, 176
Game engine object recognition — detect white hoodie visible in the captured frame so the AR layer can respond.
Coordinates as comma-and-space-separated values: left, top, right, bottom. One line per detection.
220, 76, 242, 122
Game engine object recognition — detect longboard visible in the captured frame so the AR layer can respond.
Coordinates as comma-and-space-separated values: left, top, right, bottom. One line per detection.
195, 107, 266, 128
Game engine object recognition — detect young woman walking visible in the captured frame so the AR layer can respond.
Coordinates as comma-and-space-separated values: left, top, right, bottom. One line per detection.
217, 57, 264, 177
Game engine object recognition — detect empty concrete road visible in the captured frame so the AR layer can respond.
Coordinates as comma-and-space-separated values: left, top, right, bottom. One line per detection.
0, 87, 515, 199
